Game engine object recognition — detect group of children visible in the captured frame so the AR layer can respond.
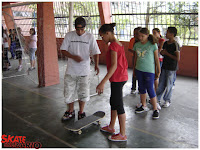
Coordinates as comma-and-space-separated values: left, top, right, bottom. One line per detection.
60, 17, 180, 142
2, 27, 37, 72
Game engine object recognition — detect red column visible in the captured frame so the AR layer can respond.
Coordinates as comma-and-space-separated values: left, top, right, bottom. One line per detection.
2, 2, 15, 30
98, 2, 111, 25
37, 2, 60, 87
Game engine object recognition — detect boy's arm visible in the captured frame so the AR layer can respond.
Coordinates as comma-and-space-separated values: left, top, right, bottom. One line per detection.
61, 50, 83, 62
161, 49, 180, 61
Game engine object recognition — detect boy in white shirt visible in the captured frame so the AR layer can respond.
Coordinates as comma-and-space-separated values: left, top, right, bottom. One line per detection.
60, 17, 101, 120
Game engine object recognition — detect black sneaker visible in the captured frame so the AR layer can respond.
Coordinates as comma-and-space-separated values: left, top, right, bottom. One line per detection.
78, 111, 86, 120
62, 110, 75, 121
152, 110, 159, 119
135, 105, 149, 113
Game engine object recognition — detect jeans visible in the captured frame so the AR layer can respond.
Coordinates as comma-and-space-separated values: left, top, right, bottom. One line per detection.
10, 42, 16, 58
156, 69, 176, 102
135, 69, 156, 98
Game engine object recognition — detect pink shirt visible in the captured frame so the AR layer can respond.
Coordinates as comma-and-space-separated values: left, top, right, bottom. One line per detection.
106, 42, 128, 82
28, 35, 37, 48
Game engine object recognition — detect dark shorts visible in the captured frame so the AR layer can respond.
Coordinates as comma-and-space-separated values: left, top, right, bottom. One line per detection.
3, 48, 9, 63
16, 50, 22, 59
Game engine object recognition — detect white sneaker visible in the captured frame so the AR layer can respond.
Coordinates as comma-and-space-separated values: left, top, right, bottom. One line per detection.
8, 65, 12, 69
163, 101, 170, 108
18, 66, 22, 72
131, 90, 137, 94
157, 103, 162, 110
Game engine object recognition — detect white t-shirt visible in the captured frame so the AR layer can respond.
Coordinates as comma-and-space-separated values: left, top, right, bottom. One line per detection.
60, 31, 101, 76
28, 35, 37, 48
3, 33, 9, 48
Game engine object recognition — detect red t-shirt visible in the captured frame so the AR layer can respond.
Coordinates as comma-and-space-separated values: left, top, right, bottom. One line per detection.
106, 42, 128, 82
158, 38, 165, 62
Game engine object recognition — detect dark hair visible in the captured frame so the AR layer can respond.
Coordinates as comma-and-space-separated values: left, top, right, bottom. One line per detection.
134, 27, 142, 31
30, 28, 36, 35
75, 17, 86, 28
167, 27, 177, 37
99, 23, 116, 34
139, 28, 157, 44
153, 28, 162, 38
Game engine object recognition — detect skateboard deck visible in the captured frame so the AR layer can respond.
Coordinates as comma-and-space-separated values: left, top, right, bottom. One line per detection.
64, 111, 105, 134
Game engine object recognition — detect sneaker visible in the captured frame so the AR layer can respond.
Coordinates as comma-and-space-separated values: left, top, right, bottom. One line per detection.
100, 125, 115, 134
78, 111, 86, 120
8, 65, 12, 69
135, 105, 149, 113
131, 90, 137, 94
28, 67, 35, 71
16, 66, 22, 72
62, 110, 75, 121
3, 68, 9, 71
163, 101, 171, 108
172, 85, 175, 90
108, 133, 127, 142
157, 103, 162, 110
136, 103, 142, 108
152, 110, 159, 119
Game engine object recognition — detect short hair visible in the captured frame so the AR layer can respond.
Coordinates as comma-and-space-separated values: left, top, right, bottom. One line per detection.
75, 17, 86, 28
134, 27, 142, 31
168, 27, 177, 37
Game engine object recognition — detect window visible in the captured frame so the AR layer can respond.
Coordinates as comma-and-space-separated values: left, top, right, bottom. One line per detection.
111, 1, 198, 46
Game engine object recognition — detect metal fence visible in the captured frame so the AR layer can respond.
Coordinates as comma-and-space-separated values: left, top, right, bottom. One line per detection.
2, 2, 198, 46
53, 2, 100, 39
111, 1, 198, 46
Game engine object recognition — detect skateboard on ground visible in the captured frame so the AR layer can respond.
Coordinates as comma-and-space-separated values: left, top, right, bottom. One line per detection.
64, 111, 105, 135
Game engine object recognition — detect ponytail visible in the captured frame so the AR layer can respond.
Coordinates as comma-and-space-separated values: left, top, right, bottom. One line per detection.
148, 34, 157, 44
99, 23, 116, 34
140, 28, 157, 45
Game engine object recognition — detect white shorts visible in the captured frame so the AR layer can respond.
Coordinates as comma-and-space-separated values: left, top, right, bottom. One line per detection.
64, 74, 90, 104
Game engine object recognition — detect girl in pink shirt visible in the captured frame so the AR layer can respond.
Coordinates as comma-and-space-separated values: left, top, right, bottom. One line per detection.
96, 23, 128, 142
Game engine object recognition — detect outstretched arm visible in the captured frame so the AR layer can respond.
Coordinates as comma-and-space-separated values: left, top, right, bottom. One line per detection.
96, 50, 117, 95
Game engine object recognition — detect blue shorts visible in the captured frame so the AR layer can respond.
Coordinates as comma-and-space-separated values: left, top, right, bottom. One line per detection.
135, 69, 156, 98
29, 48, 37, 61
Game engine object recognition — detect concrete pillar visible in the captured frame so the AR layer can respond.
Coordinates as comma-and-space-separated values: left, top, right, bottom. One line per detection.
37, 2, 60, 87
69, 2, 74, 32
2, 2, 15, 30
98, 2, 111, 25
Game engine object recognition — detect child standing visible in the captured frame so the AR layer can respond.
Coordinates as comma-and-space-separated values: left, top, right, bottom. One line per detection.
60, 17, 101, 121
15, 27, 25, 72
152, 28, 165, 92
2, 28, 11, 70
8, 29, 16, 59
27, 28, 37, 70
156, 27, 180, 108
134, 28, 160, 119
96, 23, 128, 141
128, 27, 141, 94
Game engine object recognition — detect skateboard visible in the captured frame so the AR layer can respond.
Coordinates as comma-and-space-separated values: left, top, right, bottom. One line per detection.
64, 111, 105, 135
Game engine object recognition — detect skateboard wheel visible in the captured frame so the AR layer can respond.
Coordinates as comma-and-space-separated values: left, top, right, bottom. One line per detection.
97, 121, 101, 125
78, 130, 82, 135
